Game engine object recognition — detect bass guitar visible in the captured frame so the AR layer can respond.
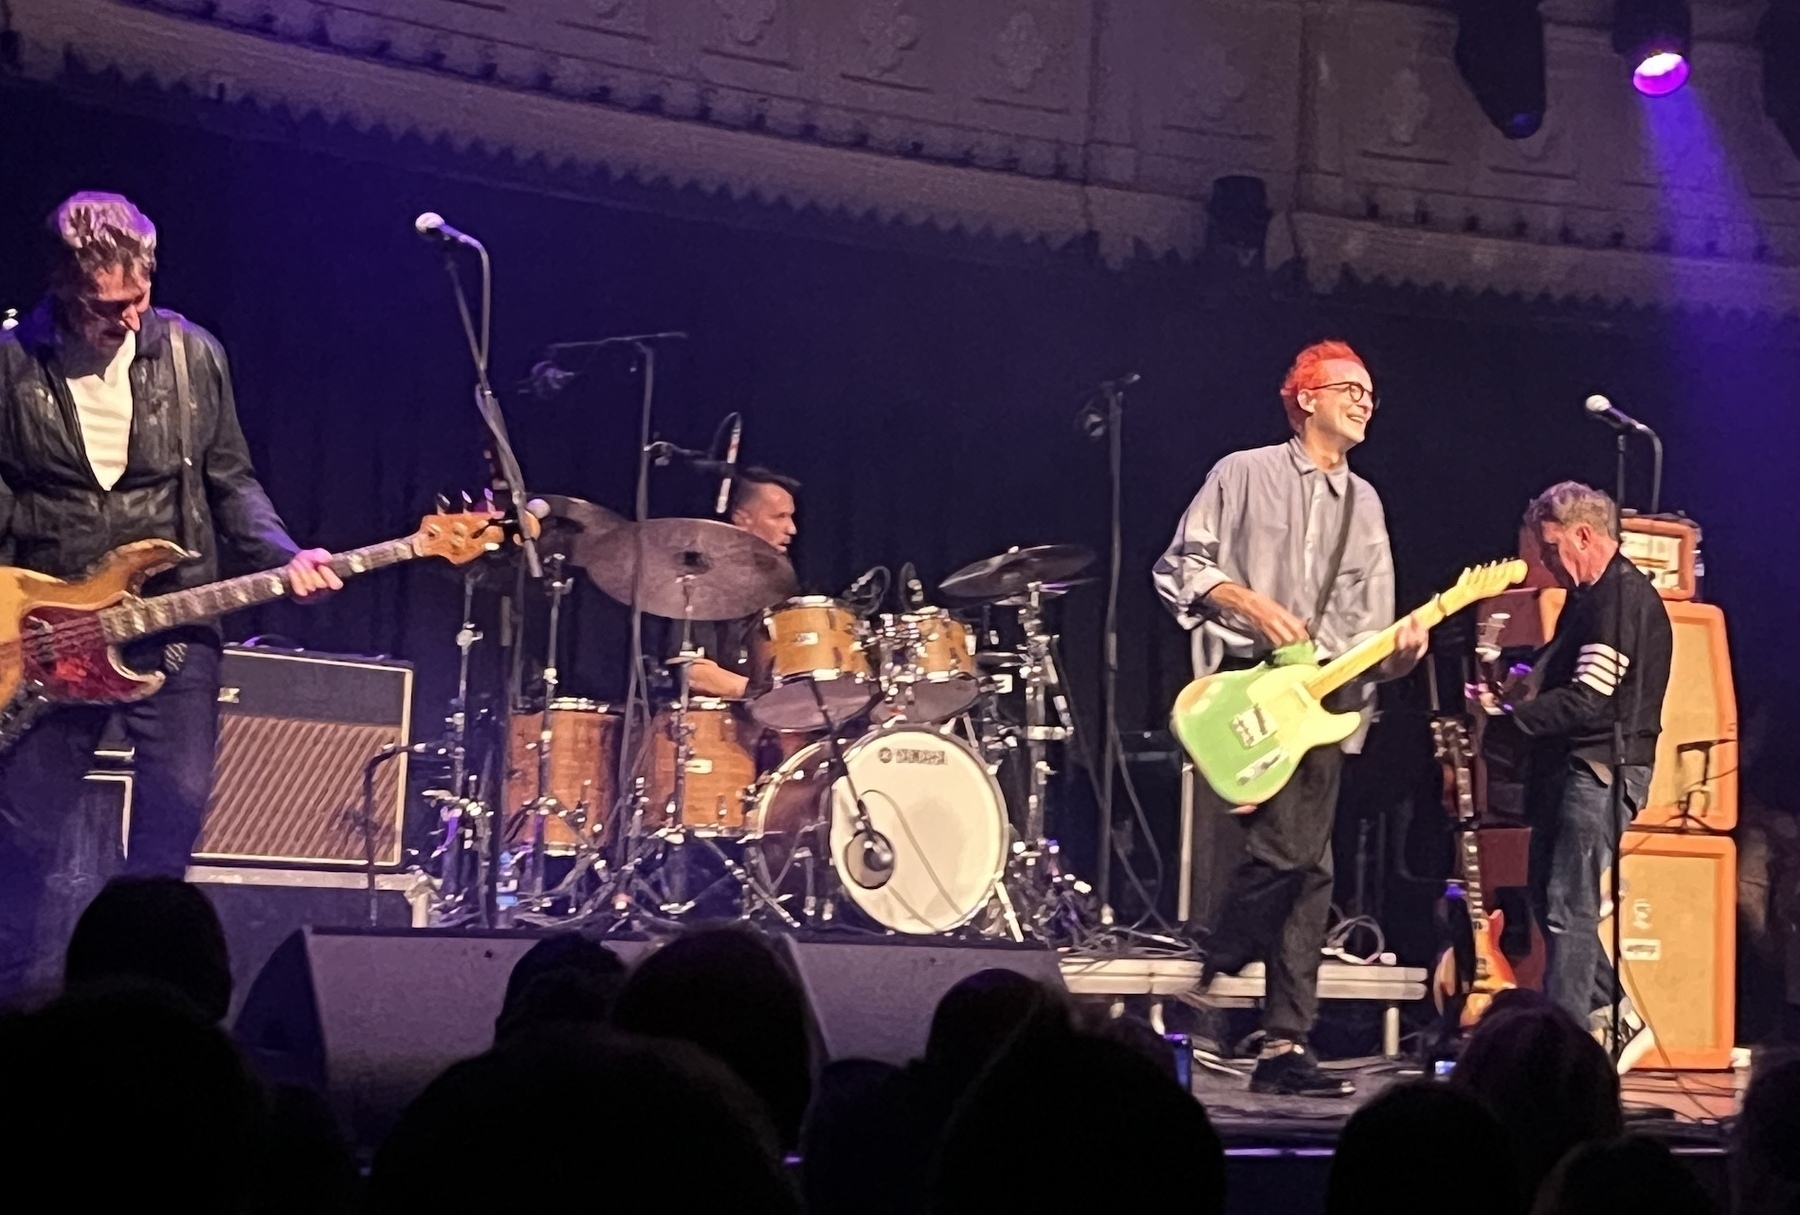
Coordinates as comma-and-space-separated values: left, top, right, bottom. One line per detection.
1170, 559, 1527, 807
0, 506, 504, 753
1430, 714, 1517, 1028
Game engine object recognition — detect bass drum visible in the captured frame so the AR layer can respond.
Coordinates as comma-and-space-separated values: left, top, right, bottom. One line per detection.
746, 726, 1010, 934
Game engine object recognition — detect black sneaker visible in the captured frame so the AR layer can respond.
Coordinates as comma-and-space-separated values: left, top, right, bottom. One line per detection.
1248, 1045, 1355, 1098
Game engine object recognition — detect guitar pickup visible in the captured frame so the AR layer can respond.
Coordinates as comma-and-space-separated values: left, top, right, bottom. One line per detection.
1235, 748, 1287, 786
1231, 704, 1276, 748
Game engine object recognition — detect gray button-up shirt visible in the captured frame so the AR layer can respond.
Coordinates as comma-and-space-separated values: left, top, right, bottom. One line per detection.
1152, 437, 1396, 750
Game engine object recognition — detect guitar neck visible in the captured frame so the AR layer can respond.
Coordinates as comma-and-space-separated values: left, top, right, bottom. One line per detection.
1306, 593, 1451, 700
100, 536, 419, 642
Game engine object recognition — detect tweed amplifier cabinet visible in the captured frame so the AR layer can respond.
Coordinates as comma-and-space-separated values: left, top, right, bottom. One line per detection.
1606, 831, 1737, 1071
1476, 590, 1738, 831
193, 647, 413, 868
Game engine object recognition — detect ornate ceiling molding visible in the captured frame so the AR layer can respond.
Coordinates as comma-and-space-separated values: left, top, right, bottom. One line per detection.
8, 0, 1799, 317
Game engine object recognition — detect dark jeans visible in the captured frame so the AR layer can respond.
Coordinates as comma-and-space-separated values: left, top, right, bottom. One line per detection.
1196, 745, 1343, 1044
0, 639, 221, 1002
1528, 755, 1651, 1026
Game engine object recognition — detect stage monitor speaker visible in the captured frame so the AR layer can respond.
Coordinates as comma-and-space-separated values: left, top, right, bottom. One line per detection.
1478, 590, 1738, 831
195, 646, 414, 867
1607, 830, 1736, 1071
233, 928, 655, 1154
776, 936, 1066, 1066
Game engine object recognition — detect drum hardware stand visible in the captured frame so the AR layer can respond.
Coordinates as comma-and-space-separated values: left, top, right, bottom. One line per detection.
805, 680, 896, 892
424, 565, 496, 925
516, 548, 578, 911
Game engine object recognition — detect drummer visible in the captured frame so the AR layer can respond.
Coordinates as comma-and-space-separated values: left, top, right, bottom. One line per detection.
677, 466, 800, 700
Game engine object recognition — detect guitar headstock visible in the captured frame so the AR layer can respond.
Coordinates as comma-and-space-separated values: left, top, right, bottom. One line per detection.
1441, 559, 1528, 614
414, 498, 505, 566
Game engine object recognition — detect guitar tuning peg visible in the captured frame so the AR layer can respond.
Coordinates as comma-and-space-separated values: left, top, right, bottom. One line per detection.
461, 491, 473, 508
435, 493, 451, 512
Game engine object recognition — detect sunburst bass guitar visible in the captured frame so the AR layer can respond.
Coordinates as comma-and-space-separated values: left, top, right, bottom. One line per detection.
1170, 559, 1528, 807
0, 507, 504, 753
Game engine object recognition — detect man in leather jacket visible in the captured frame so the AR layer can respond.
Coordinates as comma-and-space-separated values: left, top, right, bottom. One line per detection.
0, 192, 339, 1000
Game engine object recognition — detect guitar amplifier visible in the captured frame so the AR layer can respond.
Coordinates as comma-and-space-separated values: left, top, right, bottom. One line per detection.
192, 647, 413, 868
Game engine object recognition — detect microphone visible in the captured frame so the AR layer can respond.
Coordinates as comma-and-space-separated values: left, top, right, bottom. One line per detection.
521, 360, 577, 401
413, 212, 484, 251
1584, 395, 1654, 435
900, 561, 925, 610
715, 414, 743, 516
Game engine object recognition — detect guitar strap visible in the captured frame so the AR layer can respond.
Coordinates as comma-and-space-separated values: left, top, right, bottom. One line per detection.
1306, 478, 1356, 638
166, 322, 202, 673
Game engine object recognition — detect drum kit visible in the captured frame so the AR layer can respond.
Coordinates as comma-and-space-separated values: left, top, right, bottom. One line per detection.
422, 496, 1099, 944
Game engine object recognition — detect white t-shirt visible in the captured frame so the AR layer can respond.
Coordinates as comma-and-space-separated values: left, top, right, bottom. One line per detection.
64, 330, 135, 491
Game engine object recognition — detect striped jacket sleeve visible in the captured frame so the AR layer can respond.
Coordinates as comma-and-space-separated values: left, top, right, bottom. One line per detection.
1510, 576, 1637, 740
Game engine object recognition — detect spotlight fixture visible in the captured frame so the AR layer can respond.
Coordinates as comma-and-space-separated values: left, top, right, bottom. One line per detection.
1613, 0, 1692, 96
1762, 0, 1800, 158
1453, 0, 1547, 139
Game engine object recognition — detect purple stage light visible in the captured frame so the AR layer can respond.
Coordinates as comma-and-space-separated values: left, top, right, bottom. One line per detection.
1633, 51, 1690, 96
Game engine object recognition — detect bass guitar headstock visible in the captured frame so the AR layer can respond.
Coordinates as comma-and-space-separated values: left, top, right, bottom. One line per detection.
415, 493, 506, 566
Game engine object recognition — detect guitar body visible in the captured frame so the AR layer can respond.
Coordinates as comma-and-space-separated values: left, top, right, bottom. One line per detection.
1435, 901, 1519, 1027
1170, 644, 1362, 807
0, 540, 188, 713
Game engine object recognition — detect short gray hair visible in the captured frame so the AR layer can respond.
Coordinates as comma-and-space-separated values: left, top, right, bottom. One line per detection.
1524, 481, 1617, 539
48, 191, 158, 293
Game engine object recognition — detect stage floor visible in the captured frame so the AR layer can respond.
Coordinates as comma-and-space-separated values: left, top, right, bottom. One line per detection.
1193, 1057, 1739, 1150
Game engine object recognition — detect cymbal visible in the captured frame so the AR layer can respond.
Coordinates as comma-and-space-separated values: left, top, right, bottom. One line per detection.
533, 495, 627, 553
940, 544, 1096, 601
995, 577, 1096, 606
578, 517, 798, 621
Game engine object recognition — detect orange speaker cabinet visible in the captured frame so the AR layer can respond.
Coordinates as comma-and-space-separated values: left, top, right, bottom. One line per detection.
1474, 590, 1738, 831
1605, 831, 1736, 1071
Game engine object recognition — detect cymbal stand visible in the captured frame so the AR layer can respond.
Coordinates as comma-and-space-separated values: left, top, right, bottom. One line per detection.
1006, 585, 1091, 941
517, 549, 576, 911
425, 566, 493, 925
807, 680, 896, 895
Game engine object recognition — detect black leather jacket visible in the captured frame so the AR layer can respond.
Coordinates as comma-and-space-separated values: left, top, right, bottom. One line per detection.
0, 300, 298, 595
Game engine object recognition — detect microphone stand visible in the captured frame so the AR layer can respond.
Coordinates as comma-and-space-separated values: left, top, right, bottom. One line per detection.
1093, 376, 1131, 914
436, 239, 541, 927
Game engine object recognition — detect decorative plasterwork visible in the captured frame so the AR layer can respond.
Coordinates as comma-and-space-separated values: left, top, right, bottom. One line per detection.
7, 0, 1799, 317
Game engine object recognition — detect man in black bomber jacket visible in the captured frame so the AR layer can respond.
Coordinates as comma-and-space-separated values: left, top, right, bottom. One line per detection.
0, 192, 340, 1001
1480, 481, 1672, 1067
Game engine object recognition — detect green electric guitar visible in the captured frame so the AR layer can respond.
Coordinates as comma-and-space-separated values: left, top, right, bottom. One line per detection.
1171, 559, 1528, 807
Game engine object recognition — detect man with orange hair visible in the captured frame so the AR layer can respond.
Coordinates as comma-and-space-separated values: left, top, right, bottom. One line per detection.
1153, 338, 1427, 1096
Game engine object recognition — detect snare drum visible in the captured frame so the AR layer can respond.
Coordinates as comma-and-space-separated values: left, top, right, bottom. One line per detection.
505, 698, 620, 852
642, 698, 759, 835
877, 607, 979, 722
744, 726, 1010, 934
749, 596, 876, 731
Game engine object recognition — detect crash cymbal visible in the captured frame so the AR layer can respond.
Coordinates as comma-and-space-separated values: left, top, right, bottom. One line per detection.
939, 544, 1096, 601
578, 517, 799, 621
533, 494, 627, 550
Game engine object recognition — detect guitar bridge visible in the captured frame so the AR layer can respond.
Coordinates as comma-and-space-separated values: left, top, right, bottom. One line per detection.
1230, 703, 1276, 748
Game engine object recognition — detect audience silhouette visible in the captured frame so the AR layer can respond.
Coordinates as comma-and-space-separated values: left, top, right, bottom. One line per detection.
1325, 1079, 1516, 1215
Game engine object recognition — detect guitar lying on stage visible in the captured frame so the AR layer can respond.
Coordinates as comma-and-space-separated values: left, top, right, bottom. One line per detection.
1171, 559, 1528, 807
0, 507, 504, 754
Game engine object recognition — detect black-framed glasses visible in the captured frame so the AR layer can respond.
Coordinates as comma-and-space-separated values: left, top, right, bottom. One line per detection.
1305, 381, 1378, 410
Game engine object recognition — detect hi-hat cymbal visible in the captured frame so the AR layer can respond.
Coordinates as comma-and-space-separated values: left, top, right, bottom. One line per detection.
578, 517, 798, 621
940, 544, 1096, 601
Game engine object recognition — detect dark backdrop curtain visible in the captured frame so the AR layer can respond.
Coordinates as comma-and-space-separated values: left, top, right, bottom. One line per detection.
4, 78, 1796, 863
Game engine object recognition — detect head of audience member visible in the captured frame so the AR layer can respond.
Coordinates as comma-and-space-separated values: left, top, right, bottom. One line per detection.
1325, 1080, 1516, 1215
1451, 1004, 1622, 1201
799, 1058, 916, 1215
931, 1020, 1226, 1215
1089, 1013, 1182, 1085
494, 933, 627, 1043
1733, 1052, 1800, 1215
611, 927, 812, 1148
368, 1024, 796, 1215
1533, 1135, 1716, 1215
922, 968, 1063, 1097
0, 984, 267, 1215
64, 876, 232, 1022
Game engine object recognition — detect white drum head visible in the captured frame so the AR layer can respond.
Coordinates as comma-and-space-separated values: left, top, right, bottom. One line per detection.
827, 728, 1008, 934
